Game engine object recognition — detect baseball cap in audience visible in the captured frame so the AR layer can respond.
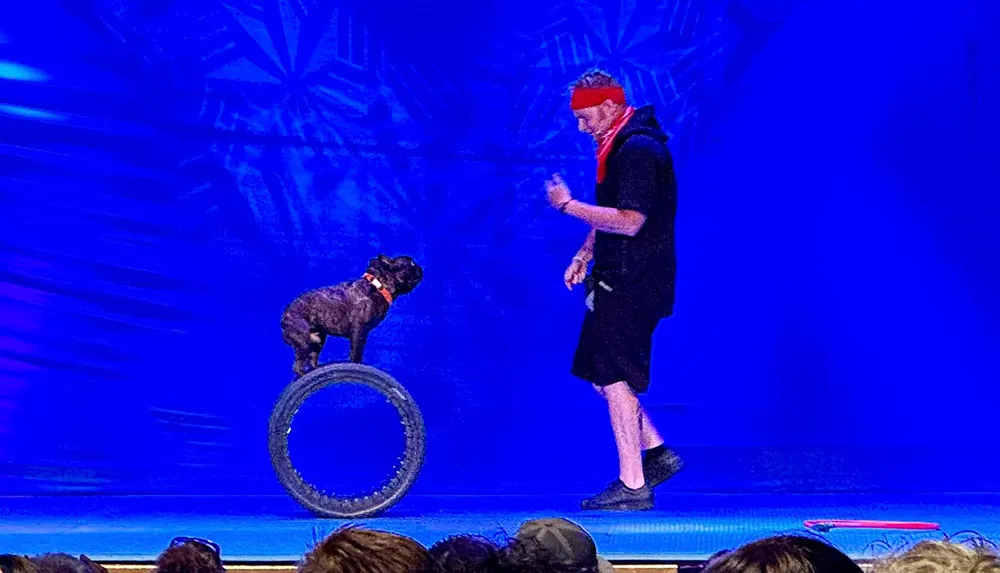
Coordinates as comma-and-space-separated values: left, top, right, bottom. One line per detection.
515, 518, 614, 573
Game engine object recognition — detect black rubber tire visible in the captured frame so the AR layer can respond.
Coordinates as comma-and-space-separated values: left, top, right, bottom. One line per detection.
268, 362, 426, 518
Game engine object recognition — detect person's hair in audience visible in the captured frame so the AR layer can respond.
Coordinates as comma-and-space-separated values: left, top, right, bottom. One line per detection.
679, 550, 732, 573
155, 537, 225, 573
299, 525, 432, 573
498, 538, 570, 573
1, 555, 38, 573
702, 534, 862, 573
872, 538, 1000, 573
31, 554, 100, 573
428, 534, 500, 573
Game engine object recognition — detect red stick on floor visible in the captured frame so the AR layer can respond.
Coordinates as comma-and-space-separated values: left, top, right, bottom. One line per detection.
804, 520, 941, 532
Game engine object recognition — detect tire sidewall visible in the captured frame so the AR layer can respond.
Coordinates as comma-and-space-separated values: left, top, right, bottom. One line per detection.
268, 362, 426, 518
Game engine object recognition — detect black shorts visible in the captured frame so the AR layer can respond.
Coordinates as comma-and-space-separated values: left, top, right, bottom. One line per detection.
570, 277, 667, 394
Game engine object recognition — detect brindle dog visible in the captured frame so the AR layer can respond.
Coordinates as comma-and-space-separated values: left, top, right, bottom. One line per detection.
280, 254, 423, 377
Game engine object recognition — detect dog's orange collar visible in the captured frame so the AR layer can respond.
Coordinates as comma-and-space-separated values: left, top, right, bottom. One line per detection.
363, 273, 393, 305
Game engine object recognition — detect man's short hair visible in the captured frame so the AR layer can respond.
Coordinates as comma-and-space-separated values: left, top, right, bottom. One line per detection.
299, 525, 432, 573
572, 69, 622, 91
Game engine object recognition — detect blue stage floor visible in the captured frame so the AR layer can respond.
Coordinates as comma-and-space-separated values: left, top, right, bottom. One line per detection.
0, 493, 997, 563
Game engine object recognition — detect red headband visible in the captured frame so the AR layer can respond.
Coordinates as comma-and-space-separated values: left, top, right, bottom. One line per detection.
570, 86, 626, 110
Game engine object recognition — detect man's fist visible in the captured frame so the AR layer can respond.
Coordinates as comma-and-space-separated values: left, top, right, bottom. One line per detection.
564, 257, 587, 290
545, 173, 572, 209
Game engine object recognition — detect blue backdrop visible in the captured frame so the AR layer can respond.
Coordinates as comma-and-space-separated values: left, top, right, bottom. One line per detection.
0, 0, 998, 498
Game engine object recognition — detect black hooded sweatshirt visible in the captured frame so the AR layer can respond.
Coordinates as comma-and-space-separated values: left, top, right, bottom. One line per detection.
592, 105, 677, 317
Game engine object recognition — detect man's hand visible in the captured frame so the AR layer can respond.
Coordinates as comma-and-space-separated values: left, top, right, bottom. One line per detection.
564, 257, 588, 290
545, 173, 572, 210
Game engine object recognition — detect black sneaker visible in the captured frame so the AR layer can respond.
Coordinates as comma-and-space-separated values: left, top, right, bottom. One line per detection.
642, 447, 683, 488
581, 480, 654, 511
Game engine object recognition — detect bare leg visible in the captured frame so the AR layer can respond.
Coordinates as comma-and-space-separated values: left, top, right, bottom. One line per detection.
594, 385, 663, 450
639, 407, 664, 450
603, 381, 644, 489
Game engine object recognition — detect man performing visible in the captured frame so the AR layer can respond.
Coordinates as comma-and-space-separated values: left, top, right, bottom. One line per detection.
545, 69, 682, 511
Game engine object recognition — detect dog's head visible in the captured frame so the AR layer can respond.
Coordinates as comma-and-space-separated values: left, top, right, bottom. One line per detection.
367, 254, 423, 297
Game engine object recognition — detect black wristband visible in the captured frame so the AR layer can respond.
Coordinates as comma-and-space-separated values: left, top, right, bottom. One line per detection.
558, 199, 574, 213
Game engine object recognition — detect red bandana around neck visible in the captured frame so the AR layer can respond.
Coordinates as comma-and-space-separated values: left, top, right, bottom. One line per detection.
594, 106, 634, 183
